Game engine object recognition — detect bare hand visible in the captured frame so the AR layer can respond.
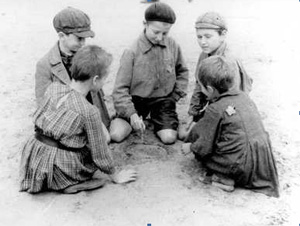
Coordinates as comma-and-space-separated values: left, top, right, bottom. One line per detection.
130, 114, 146, 132
186, 116, 196, 131
178, 116, 196, 140
181, 143, 192, 155
111, 169, 137, 184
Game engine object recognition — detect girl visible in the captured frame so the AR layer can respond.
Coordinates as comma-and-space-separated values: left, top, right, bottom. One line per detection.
20, 45, 137, 194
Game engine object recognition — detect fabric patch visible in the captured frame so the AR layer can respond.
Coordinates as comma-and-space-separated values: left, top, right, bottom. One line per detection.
225, 106, 236, 116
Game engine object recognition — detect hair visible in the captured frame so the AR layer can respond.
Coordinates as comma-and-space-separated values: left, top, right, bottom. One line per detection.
195, 28, 226, 35
71, 45, 112, 81
216, 28, 226, 35
197, 56, 238, 94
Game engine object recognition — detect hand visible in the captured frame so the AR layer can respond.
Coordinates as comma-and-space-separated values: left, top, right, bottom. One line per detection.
178, 116, 196, 141
181, 143, 192, 155
186, 116, 194, 131
110, 169, 138, 184
130, 113, 146, 132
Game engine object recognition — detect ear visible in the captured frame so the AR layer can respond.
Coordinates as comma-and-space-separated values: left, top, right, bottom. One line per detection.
58, 32, 66, 39
143, 20, 148, 29
206, 85, 214, 95
221, 30, 227, 36
92, 75, 99, 85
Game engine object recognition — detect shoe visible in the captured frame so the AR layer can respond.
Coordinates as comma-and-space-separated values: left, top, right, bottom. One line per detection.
198, 172, 213, 184
212, 181, 235, 192
211, 174, 235, 192
211, 174, 235, 186
63, 179, 106, 194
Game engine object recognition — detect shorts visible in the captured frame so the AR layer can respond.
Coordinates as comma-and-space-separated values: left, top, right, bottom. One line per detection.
132, 95, 178, 132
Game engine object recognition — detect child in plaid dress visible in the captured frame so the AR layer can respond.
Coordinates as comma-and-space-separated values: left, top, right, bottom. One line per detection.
20, 45, 137, 194
181, 56, 279, 197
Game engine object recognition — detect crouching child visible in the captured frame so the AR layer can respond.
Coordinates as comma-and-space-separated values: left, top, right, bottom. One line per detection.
181, 56, 279, 197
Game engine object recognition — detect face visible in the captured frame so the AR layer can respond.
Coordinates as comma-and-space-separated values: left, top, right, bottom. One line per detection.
196, 29, 225, 54
60, 33, 86, 55
144, 21, 172, 45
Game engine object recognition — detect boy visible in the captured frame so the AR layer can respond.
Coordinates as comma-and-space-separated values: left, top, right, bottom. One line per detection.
111, 3, 189, 144
181, 56, 279, 197
34, 7, 111, 136
179, 12, 252, 139
20, 45, 137, 194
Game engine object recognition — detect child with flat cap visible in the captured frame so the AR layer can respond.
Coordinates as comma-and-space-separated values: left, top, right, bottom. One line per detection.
179, 12, 253, 139
20, 45, 137, 194
181, 56, 279, 197
35, 7, 111, 142
111, 2, 189, 144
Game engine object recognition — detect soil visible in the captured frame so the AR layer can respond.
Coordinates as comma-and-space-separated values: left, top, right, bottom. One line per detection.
0, 0, 300, 225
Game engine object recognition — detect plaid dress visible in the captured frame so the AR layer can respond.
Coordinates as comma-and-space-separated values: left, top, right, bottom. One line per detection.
20, 83, 115, 193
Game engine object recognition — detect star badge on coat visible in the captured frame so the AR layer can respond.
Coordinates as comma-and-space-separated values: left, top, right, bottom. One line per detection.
225, 106, 236, 116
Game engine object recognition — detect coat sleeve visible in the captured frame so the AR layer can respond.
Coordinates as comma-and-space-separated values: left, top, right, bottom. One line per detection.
237, 59, 253, 94
35, 59, 53, 106
188, 55, 209, 118
171, 45, 189, 101
85, 110, 115, 174
188, 105, 221, 158
112, 50, 137, 120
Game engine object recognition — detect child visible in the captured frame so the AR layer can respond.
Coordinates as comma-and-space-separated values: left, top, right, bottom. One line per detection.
20, 45, 137, 194
179, 12, 252, 140
181, 56, 279, 197
111, 2, 189, 144
35, 7, 111, 142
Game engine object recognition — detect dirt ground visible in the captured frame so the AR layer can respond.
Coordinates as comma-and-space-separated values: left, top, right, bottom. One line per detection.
1, 0, 300, 225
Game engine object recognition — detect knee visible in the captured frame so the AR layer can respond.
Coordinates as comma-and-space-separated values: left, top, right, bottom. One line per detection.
157, 129, 177, 144
110, 118, 132, 143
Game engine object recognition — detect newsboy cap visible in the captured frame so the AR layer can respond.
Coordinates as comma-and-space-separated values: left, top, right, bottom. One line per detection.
195, 12, 227, 30
53, 7, 95, 38
145, 2, 176, 24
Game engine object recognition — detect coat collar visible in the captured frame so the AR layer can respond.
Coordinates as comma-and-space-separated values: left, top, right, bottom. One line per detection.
213, 88, 241, 103
49, 42, 71, 85
139, 31, 167, 54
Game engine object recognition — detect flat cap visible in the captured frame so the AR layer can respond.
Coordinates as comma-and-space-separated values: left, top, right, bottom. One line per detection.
53, 7, 95, 38
145, 2, 176, 24
195, 12, 227, 30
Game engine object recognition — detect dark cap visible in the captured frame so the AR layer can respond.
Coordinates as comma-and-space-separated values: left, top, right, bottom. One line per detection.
53, 7, 95, 38
195, 12, 227, 30
145, 2, 176, 24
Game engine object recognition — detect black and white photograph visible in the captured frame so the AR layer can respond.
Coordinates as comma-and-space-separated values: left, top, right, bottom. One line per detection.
0, 0, 299, 225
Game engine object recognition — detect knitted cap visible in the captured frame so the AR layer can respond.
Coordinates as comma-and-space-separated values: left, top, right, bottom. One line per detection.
195, 12, 227, 30
145, 2, 176, 24
53, 7, 95, 38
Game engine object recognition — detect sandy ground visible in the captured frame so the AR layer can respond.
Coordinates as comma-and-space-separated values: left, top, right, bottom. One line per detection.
0, 0, 300, 225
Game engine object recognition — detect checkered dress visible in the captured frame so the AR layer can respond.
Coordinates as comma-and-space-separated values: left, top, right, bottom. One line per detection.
20, 83, 115, 193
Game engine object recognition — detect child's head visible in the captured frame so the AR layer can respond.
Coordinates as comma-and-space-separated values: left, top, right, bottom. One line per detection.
144, 2, 176, 44
53, 7, 95, 55
71, 45, 112, 89
197, 56, 237, 100
195, 12, 227, 54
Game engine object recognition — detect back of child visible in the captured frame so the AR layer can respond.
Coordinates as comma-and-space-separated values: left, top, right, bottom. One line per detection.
184, 56, 279, 197
20, 45, 137, 194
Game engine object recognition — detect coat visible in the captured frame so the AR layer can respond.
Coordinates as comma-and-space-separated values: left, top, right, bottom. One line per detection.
186, 90, 279, 197
35, 42, 110, 127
